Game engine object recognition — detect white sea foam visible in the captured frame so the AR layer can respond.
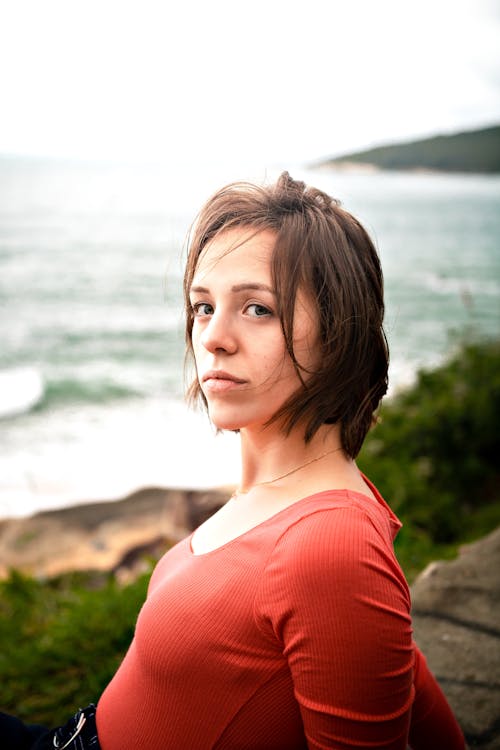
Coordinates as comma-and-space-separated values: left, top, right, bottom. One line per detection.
0, 368, 44, 419
0, 397, 241, 519
421, 272, 500, 297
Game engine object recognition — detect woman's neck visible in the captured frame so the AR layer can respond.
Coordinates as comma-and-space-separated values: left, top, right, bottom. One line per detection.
237, 422, 344, 495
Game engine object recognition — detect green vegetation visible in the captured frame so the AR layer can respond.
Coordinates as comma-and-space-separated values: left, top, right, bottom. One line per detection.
359, 337, 500, 578
0, 569, 150, 727
321, 124, 500, 173
0, 338, 499, 727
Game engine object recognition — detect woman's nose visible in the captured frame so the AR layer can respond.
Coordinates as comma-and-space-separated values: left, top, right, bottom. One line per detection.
200, 310, 237, 354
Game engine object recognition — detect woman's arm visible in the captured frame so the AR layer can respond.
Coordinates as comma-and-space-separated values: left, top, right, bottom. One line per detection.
257, 506, 415, 749
408, 646, 465, 749
257, 504, 463, 749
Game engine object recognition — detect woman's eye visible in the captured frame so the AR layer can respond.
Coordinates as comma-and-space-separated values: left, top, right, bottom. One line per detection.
246, 303, 271, 317
192, 302, 214, 316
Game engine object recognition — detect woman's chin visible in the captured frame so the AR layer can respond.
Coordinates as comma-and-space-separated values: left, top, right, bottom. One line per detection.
209, 415, 245, 432
207, 407, 254, 433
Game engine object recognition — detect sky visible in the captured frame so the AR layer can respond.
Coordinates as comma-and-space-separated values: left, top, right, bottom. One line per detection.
0, 0, 499, 169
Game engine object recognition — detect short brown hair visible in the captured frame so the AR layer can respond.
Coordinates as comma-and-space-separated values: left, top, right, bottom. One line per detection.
183, 172, 388, 458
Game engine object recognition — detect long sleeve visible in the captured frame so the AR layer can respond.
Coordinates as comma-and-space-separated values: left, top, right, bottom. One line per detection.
408, 646, 465, 749
255, 505, 416, 749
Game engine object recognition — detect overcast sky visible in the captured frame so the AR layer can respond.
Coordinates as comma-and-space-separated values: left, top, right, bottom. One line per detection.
0, 0, 499, 169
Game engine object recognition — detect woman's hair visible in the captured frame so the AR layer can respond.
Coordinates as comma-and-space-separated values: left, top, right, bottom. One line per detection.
183, 171, 388, 458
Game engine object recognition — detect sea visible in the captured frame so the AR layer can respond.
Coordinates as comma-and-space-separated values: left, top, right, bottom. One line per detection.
1, 157, 499, 519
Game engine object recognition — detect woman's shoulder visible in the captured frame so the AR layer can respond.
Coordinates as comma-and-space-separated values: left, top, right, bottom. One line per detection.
254, 484, 403, 590
255, 487, 411, 623
275, 478, 401, 548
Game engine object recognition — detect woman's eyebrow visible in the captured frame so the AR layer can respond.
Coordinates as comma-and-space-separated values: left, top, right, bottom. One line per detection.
231, 283, 275, 293
189, 282, 275, 295
189, 285, 210, 295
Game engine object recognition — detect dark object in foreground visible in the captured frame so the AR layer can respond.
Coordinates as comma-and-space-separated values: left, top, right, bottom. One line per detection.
0, 704, 100, 750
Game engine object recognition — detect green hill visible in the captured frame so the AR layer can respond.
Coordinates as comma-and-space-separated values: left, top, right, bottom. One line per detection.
319, 124, 500, 173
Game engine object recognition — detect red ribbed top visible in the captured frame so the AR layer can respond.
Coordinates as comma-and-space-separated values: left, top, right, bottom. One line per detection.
96, 480, 464, 749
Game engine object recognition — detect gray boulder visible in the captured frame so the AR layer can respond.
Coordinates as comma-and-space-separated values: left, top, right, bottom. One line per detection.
411, 526, 500, 749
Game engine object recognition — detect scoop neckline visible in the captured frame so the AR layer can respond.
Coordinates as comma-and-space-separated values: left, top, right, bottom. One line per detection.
188, 483, 389, 558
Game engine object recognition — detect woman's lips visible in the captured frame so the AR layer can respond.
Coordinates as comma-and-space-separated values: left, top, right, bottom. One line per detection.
202, 370, 246, 393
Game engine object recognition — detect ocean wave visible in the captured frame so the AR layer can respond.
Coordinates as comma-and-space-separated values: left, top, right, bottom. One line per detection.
421, 272, 500, 297
0, 368, 45, 419
37, 376, 141, 411
0, 369, 142, 419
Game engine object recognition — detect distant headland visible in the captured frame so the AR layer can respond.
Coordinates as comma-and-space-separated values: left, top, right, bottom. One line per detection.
315, 124, 500, 174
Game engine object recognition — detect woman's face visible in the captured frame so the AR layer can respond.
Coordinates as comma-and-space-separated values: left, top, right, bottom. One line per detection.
189, 227, 319, 433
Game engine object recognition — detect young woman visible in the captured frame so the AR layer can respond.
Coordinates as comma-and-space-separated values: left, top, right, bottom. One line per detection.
2, 172, 465, 749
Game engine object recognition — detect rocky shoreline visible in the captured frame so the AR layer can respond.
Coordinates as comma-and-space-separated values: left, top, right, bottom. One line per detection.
1, 491, 499, 747
0, 486, 228, 580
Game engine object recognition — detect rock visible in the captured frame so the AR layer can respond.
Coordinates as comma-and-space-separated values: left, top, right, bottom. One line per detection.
0, 486, 227, 579
411, 526, 500, 749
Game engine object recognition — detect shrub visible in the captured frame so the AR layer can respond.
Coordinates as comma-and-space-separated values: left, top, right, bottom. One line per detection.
0, 569, 150, 726
359, 338, 500, 575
